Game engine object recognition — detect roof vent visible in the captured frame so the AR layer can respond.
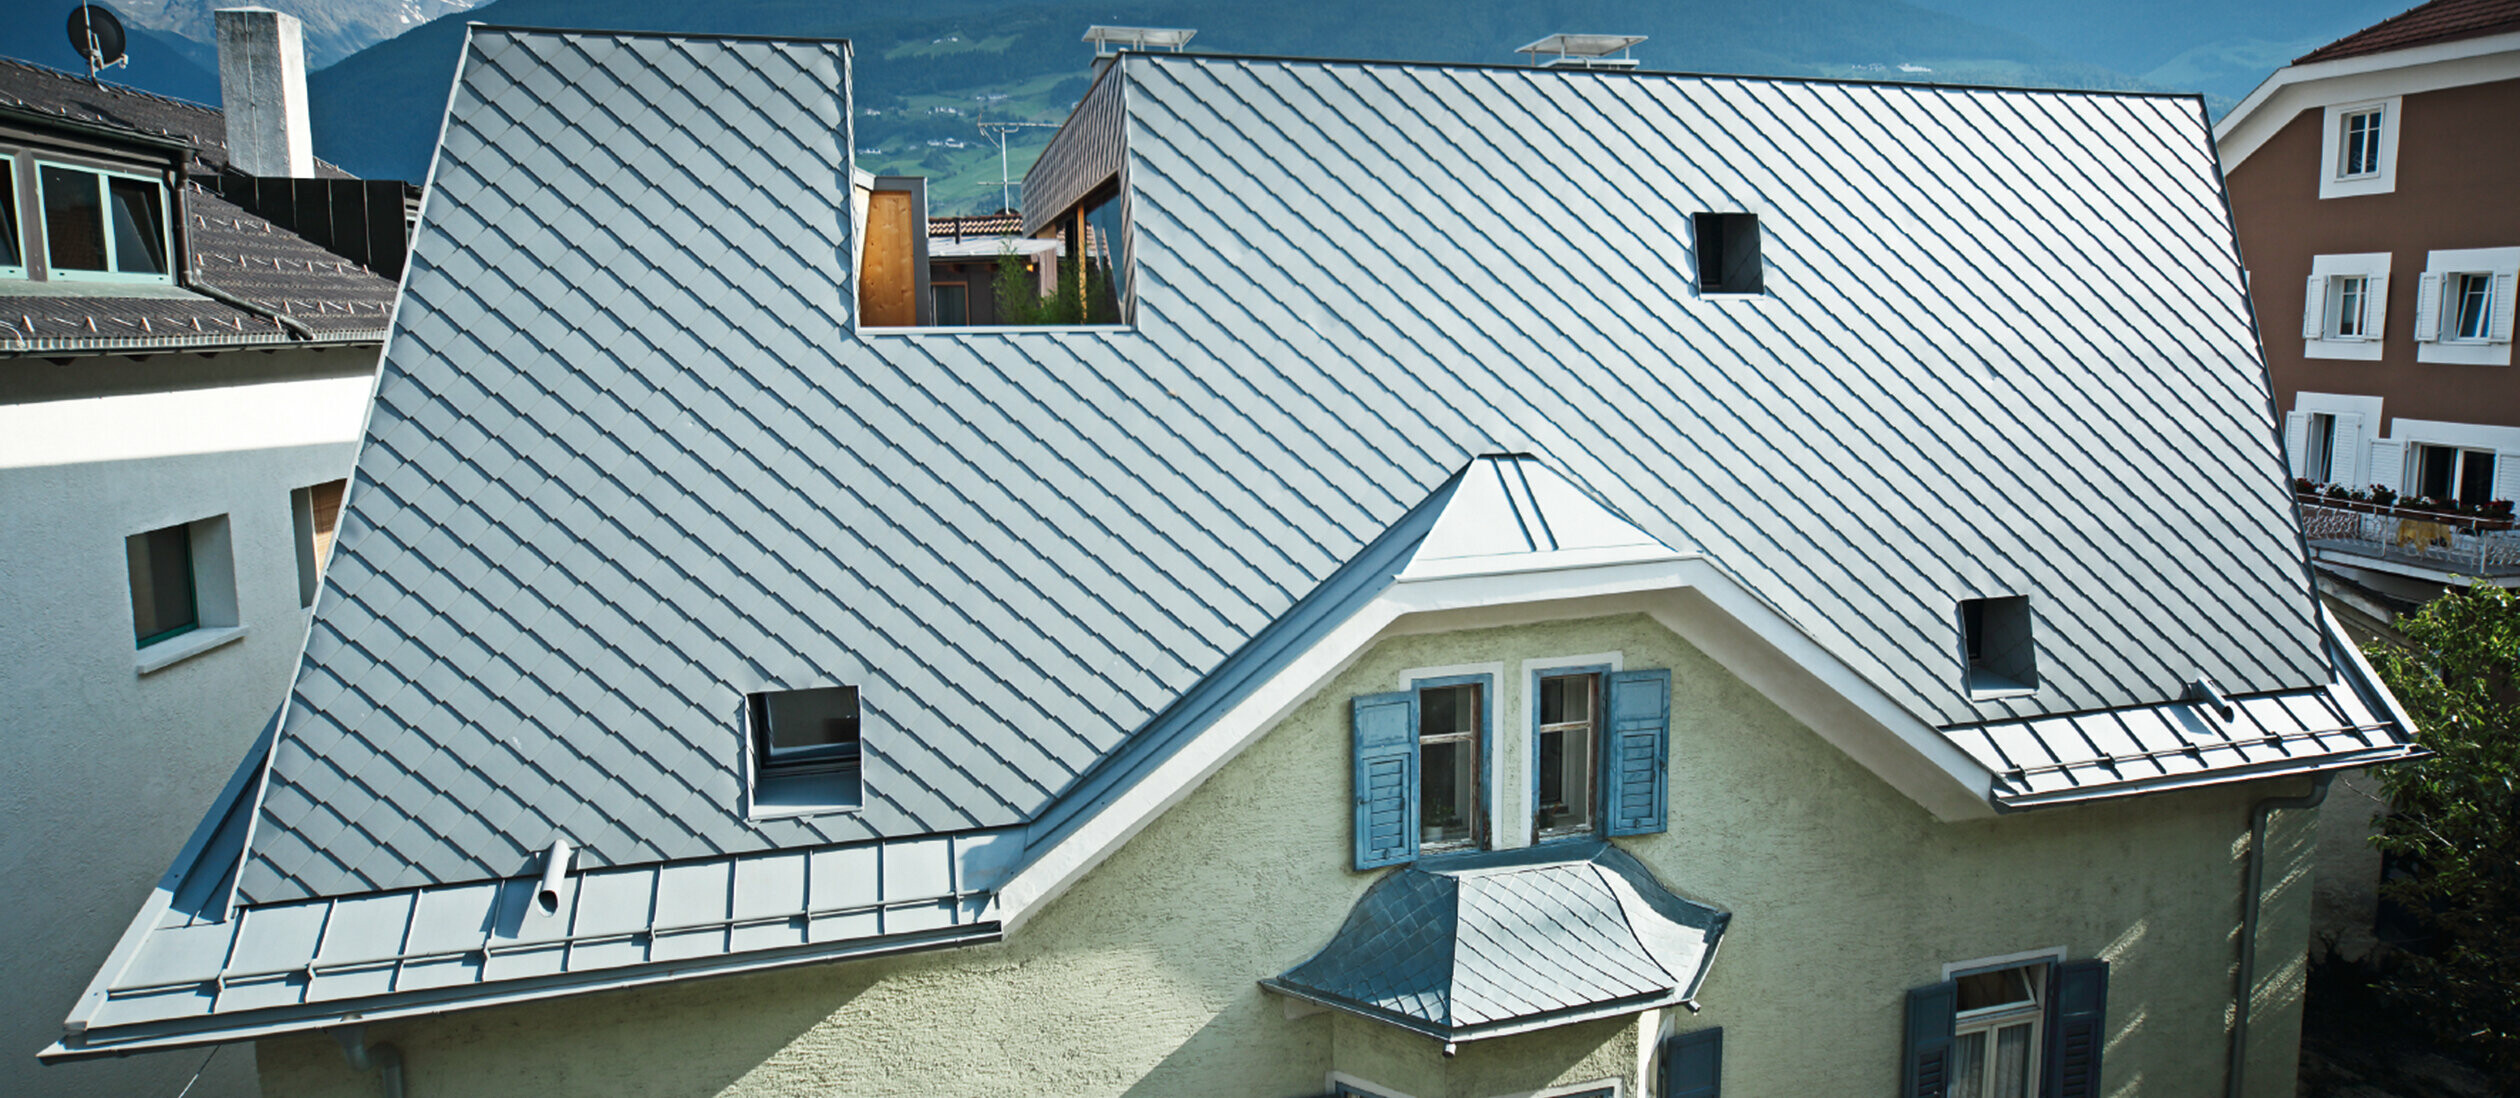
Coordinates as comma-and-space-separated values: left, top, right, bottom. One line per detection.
1516, 34, 1646, 70
2190, 677, 2236, 724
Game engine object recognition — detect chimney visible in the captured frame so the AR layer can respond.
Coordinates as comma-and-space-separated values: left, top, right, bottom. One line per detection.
216, 7, 313, 178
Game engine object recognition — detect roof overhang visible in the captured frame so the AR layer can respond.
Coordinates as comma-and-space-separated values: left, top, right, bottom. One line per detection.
2216, 28, 2520, 168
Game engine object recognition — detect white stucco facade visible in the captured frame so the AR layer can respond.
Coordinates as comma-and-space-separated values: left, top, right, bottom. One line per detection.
1, 347, 376, 1098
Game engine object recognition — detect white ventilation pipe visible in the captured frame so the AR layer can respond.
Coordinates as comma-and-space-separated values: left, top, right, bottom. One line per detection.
535, 838, 573, 916
2192, 676, 2236, 723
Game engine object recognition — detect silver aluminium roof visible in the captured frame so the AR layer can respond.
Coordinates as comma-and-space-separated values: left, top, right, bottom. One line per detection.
53, 29, 2399, 1058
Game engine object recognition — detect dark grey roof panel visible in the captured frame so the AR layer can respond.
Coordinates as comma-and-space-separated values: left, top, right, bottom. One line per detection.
233, 36, 2328, 905
1022, 64, 1125, 236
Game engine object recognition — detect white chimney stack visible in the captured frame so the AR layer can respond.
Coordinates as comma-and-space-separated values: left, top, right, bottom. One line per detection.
215, 7, 313, 178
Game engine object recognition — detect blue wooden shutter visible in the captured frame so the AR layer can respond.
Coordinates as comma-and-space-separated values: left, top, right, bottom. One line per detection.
1661, 1026, 1722, 1098
1903, 981, 1957, 1098
2045, 959, 2108, 1098
1352, 691, 1418, 870
1602, 668, 1671, 835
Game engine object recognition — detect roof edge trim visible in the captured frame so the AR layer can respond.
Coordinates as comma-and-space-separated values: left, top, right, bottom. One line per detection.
463, 23, 856, 47
2215, 28, 2520, 167
44, 921, 999, 1061
1129, 49, 2210, 103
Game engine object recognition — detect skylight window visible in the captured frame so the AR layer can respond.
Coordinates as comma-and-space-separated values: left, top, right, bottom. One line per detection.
747, 685, 865, 815
1961, 596, 2036, 696
1693, 212, 1762, 295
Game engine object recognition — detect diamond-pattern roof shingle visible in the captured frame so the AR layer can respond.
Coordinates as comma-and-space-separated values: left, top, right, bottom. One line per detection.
227, 30, 2330, 908
1270, 842, 1729, 1038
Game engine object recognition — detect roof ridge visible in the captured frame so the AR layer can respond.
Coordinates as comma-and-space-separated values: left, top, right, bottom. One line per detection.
0, 54, 224, 118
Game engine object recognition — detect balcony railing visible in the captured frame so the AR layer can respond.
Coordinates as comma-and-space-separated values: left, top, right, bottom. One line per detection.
2297, 494, 2520, 577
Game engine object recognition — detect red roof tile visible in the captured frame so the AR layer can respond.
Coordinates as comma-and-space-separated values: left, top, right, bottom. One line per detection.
2295, 0, 2520, 64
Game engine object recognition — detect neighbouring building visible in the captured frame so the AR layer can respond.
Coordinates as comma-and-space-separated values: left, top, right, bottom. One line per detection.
2218, 0, 2520, 611
44, 26, 2420, 1098
2, 9, 403, 1097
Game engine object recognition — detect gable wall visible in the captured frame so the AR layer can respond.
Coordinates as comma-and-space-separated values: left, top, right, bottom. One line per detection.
252, 611, 2310, 1097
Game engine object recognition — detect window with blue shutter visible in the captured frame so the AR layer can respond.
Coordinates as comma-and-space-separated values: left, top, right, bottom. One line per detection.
1904, 980, 1958, 1098
1602, 668, 1671, 836
2045, 960, 2108, 1098
1352, 691, 1418, 870
1662, 1026, 1722, 1098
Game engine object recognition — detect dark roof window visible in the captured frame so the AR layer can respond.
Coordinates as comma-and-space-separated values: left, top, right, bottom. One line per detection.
1693, 212, 1762, 295
1962, 596, 2037, 696
748, 686, 864, 815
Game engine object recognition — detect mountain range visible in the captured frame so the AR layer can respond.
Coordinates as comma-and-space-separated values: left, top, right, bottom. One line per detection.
6, 0, 2417, 213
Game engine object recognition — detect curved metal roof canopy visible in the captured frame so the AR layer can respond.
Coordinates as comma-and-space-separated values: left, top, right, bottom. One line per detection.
1263, 842, 1729, 1046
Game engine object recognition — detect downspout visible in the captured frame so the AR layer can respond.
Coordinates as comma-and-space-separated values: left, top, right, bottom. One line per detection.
334, 1026, 407, 1098
2228, 772, 2332, 1098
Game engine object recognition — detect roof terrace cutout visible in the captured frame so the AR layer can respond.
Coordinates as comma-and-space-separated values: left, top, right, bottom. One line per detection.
1084, 26, 1196, 55
1516, 34, 1646, 70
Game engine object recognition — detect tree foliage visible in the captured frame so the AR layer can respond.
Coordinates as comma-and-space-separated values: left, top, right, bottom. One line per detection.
2366, 583, 2520, 1085
993, 252, 1114, 325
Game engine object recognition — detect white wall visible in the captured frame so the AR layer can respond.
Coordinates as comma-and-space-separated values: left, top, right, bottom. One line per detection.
0, 346, 374, 1098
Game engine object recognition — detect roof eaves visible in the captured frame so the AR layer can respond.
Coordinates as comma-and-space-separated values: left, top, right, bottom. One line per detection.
46, 920, 1001, 1061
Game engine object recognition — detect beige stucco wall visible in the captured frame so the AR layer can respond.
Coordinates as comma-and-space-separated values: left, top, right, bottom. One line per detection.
255, 610, 2314, 1097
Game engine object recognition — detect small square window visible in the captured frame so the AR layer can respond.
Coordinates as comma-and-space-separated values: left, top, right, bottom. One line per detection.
1960, 595, 2036, 696
1693, 212, 1763, 295
125, 514, 239, 669
128, 523, 198, 647
747, 685, 864, 815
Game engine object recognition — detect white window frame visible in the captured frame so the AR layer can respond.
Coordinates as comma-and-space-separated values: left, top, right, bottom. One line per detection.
2414, 247, 2519, 366
2291, 392, 2383, 489
1940, 947, 2067, 1098
2303, 253, 2391, 361
33, 158, 176, 285
2318, 97, 2399, 199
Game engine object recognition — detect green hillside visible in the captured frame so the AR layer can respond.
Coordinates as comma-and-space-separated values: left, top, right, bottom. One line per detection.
308, 0, 2167, 212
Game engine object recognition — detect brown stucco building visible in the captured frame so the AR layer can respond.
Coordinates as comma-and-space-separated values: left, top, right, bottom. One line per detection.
2219, 0, 2520, 593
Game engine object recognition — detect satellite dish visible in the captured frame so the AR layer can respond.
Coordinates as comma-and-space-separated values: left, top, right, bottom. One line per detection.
67, 4, 129, 78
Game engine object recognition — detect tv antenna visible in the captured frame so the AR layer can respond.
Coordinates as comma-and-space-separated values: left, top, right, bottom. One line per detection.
976, 119, 1057, 214
67, 4, 129, 83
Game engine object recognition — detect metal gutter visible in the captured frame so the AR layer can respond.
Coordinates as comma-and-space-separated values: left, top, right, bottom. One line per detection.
1990, 746, 2417, 811
1258, 978, 1686, 1053
43, 921, 1002, 1062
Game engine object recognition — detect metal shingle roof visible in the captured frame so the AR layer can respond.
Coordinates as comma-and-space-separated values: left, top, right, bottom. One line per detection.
1266, 842, 1729, 1040
52, 25, 2391, 1058
217, 33, 2332, 906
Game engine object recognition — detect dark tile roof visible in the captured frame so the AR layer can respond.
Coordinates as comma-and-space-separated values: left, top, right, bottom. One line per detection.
0, 59, 394, 351
927, 211, 1021, 239
188, 189, 398, 334
0, 291, 286, 347
2296, 0, 2520, 63
0, 55, 353, 178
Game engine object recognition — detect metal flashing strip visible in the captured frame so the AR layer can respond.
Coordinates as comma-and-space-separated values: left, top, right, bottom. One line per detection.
49, 921, 1000, 1061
